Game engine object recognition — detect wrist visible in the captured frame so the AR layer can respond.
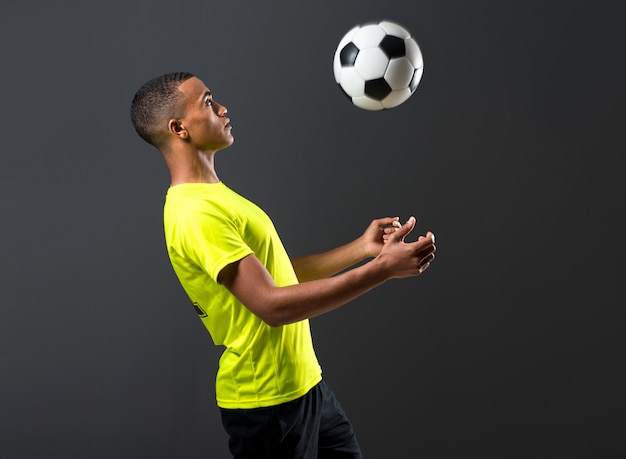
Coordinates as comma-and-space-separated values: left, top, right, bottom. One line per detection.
367, 254, 393, 283
357, 234, 374, 260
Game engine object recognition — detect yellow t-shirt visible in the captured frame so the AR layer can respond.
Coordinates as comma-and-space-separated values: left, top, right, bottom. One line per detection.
163, 182, 322, 409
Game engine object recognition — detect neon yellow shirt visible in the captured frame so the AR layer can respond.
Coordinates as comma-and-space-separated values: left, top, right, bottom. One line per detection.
163, 182, 322, 409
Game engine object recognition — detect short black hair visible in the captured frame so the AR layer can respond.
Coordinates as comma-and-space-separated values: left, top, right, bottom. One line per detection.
130, 72, 195, 149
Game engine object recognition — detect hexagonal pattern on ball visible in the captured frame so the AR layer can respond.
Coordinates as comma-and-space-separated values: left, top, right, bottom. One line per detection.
338, 67, 365, 97
379, 35, 405, 59
352, 24, 386, 49
354, 47, 389, 80
339, 42, 359, 67
382, 88, 412, 109
364, 78, 392, 100
384, 58, 416, 90
405, 38, 423, 68
352, 95, 384, 111
379, 20, 411, 39
409, 67, 424, 93
333, 19, 424, 111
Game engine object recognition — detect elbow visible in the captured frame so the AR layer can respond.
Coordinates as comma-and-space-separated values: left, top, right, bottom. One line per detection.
253, 305, 295, 328
245, 290, 296, 328
264, 317, 286, 328
258, 310, 289, 328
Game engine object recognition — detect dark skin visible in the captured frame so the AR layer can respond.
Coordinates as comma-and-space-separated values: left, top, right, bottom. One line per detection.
161, 76, 436, 327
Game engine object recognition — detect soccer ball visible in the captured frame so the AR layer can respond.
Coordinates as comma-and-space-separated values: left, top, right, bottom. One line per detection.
333, 20, 424, 111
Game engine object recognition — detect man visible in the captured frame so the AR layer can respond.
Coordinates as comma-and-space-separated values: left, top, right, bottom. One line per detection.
130, 72, 436, 458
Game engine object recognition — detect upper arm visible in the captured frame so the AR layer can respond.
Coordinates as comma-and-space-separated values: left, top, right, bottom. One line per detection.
218, 254, 278, 323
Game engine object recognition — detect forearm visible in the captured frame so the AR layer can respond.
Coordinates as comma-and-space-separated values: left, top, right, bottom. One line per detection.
220, 217, 435, 328
258, 258, 389, 327
291, 237, 368, 282
221, 253, 390, 327
290, 217, 401, 282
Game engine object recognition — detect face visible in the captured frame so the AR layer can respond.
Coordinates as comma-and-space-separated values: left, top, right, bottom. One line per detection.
175, 77, 233, 152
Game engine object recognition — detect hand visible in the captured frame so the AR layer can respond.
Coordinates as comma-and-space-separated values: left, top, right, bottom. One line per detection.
361, 216, 402, 258
377, 216, 436, 279
382, 220, 401, 244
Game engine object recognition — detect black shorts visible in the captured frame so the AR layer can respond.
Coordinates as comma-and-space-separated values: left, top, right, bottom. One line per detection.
220, 380, 362, 458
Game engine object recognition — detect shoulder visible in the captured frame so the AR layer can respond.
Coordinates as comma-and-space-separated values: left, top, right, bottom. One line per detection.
165, 183, 233, 218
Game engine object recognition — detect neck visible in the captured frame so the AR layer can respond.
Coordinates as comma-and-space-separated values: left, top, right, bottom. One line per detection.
165, 149, 220, 186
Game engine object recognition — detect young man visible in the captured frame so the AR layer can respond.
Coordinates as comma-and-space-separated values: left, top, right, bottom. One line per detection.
130, 72, 436, 458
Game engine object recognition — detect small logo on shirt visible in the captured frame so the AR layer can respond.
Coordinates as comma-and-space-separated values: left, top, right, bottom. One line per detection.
192, 301, 208, 318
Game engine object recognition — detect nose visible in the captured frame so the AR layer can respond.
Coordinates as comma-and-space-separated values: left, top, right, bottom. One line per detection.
215, 101, 227, 117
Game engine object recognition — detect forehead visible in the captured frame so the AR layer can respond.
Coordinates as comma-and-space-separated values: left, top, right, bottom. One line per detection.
178, 77, 210, 101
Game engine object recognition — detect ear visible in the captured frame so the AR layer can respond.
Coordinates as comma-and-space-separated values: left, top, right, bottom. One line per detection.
168, 119, 188, 140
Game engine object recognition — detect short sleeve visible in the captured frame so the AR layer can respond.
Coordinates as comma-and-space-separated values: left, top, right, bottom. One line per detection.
178, 206, 254, 283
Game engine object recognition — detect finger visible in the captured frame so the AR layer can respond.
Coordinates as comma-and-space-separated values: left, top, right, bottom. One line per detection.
390, 216, 416, 242
382, 222, 401, 239
415, 239, 436, 257
416, 231, 435, 246
417, 232, 435, 242
413, 244, 436, 264
420, 252, 435, 265
415, 251, 434, 267
417, 252, 435, 273
374, 216, 400, 229
385, 220, 401, 229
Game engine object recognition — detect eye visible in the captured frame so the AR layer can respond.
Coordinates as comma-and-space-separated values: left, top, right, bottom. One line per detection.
204, 98, 212, 107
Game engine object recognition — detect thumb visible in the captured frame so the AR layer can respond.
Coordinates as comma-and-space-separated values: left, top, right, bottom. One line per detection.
390, 216, 416, 242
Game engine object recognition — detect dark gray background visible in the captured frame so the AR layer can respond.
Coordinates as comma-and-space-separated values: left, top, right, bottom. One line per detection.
1, 1, 625, 458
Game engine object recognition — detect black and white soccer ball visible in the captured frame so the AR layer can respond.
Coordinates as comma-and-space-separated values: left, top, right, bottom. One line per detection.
333, 20, 424, 111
